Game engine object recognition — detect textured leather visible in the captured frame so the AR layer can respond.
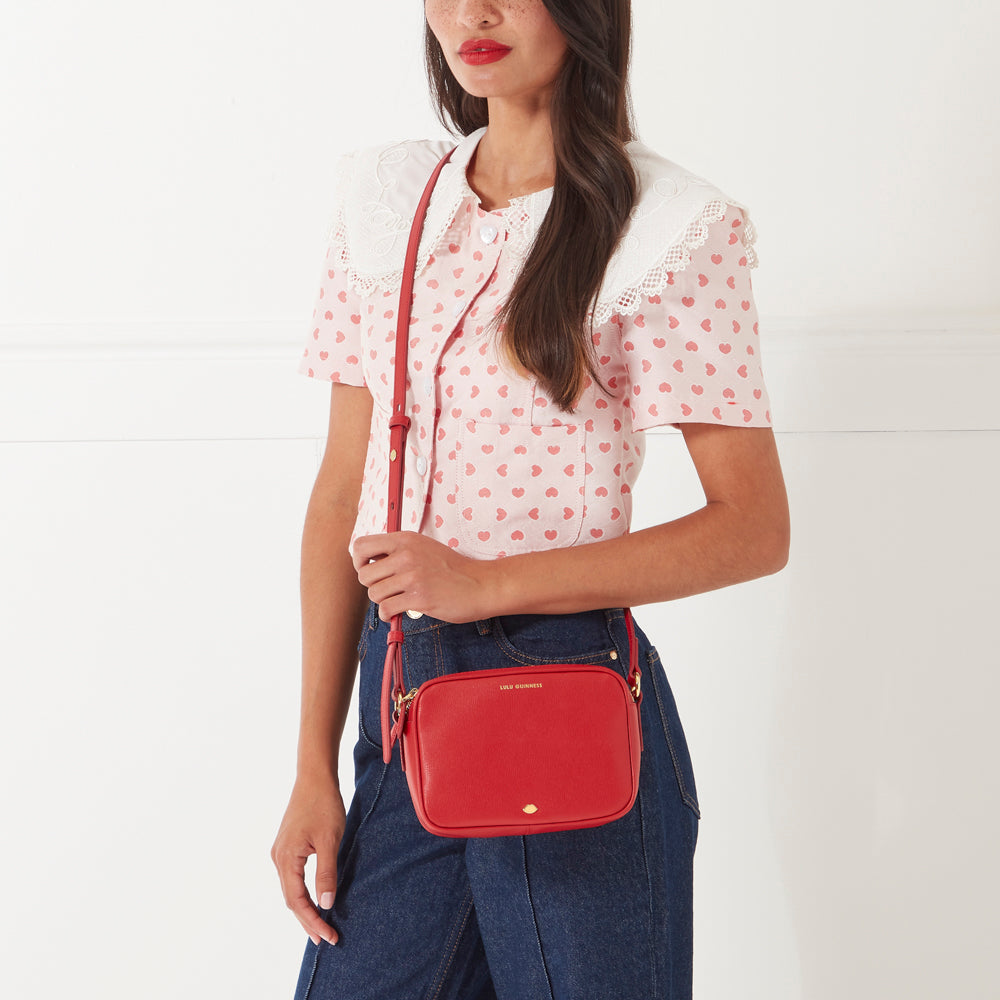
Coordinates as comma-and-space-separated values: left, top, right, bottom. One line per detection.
404, 663, 641, 837
379, 146, 644, 836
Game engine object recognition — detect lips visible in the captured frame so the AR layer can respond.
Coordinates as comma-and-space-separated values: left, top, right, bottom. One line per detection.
459, 38, 511, 55
458, 40, 512, 66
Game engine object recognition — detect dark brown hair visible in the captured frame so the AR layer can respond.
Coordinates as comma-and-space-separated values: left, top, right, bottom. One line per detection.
424, 0, 638, 411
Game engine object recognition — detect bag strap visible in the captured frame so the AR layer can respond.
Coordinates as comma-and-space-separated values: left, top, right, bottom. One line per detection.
379, 147, 642, 765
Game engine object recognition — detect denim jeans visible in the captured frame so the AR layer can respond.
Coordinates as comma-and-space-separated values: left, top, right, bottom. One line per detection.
293, 603, 701, 1000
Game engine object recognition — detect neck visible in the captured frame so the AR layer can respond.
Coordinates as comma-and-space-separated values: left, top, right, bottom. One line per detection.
468, 98, 557, 206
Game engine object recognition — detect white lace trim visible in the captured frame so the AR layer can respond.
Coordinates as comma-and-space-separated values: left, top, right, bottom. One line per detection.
590, 198, 758, 326
323, 132, 759, 322
324, 147, 418, 298
497, 192, 552, 272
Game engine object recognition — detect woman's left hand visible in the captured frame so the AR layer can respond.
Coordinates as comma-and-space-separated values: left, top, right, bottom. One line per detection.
352, 531, 494, 623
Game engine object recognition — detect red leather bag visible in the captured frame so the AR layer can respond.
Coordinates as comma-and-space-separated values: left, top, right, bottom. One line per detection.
378, 147, 644, 838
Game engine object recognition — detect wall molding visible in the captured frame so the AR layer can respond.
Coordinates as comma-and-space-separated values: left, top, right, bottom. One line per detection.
1, 318, 997, 441
2, 316, 998, 358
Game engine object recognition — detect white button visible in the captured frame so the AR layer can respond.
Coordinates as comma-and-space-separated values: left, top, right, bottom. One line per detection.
453, 299, 465, 317
415, 455, 428, 476
423, 376, 434, 397
479, 224, 499, 245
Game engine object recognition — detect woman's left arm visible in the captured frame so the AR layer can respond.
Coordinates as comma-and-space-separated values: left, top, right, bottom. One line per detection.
353, 422, 789, 621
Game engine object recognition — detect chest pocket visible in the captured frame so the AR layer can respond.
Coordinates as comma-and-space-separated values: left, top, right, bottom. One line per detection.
455, 420, 587, 556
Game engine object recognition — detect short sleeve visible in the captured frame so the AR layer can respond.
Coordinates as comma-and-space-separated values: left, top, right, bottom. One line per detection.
296, 151, 367, 387
295, 248, 366, 386
620, 205, 772, 431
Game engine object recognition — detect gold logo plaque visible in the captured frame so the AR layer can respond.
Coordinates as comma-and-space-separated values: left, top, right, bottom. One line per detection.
523, 804, 538, 814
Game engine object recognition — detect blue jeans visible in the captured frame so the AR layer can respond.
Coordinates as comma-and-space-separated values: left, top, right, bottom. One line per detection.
293, 603, 701, 1000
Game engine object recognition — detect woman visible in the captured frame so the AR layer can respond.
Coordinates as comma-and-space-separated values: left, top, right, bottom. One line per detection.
272, 1, 789, 997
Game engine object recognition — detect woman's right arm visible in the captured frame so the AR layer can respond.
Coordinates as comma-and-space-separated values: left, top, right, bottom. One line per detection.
271, 381, 374, 947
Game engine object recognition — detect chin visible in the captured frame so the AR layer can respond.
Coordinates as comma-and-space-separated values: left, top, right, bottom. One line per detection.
453, 76, 519, 102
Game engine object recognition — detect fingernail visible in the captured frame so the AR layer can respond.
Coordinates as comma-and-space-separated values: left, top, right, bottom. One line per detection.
320, 891, 334, 908
310, 934, 320, 946
328, 933, 339, 946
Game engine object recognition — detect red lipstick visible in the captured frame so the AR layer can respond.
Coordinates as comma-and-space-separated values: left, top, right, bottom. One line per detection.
459, 38, 512, 66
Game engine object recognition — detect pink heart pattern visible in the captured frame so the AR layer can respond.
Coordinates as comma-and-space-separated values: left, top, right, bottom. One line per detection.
297, 181, 771, 559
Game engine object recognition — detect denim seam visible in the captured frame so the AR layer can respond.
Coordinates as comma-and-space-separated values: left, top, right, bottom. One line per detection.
356, 602, 374, 659
337, 759, 390, 894
648, 650, 701, 819
299, 943, 321, 1000
520, 836, 555, 1000
636, 787, 660, 1000
298, 763, 390, 1000
402, 620, 450, 637
431, 626, 445, 678
359, 702, 382, 751
425, 883, 475, 1000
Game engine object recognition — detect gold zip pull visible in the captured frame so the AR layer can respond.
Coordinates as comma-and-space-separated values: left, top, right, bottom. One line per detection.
392, 686, 420, 722
629, 671, 641, 701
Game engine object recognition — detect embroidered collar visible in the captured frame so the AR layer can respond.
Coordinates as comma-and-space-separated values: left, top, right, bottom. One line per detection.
328, 127, 756, 323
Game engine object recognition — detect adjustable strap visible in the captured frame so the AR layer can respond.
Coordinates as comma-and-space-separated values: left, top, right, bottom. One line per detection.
378, 146, 643, 765
380, 146, 457, 764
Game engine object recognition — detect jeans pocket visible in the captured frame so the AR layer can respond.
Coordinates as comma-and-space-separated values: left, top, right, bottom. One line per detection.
489, 609, 620, 666
647, 648, 701, 819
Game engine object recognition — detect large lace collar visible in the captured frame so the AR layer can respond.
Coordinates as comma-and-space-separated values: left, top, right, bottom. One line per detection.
327, 126, 757, 325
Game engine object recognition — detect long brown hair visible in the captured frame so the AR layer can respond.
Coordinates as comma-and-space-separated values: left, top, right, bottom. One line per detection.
424, 0, 638, 412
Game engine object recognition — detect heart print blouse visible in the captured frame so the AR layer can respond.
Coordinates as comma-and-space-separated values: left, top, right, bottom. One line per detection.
297, 127, 772, 560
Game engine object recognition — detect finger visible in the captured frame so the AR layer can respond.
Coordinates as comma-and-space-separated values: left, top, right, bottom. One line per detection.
286, 877, 340, 947
274, 847, 340, 947
356, 554, 398, 589
351, 534, 394, 571
377, 592, 419, 622
371, 589, 409, 621
314, 838, 340, 914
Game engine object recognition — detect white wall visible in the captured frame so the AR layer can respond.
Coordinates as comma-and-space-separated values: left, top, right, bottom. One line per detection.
1, 2, 997, 998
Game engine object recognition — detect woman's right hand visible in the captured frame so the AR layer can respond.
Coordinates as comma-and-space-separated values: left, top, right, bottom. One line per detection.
271, 773, 347, 946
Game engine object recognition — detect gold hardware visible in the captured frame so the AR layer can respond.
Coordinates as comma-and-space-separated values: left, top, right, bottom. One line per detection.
390, 449, 398, 461
522, 804, 538, 814
630, 672, 642, 700
609, 650, 618, 660
405, 610, 424, 619
392, 686, 419, 720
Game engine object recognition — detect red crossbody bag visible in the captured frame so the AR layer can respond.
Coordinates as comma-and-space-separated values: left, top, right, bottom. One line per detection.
378, 146, 643, 838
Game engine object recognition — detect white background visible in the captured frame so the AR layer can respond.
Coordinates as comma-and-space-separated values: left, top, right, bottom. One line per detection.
1, 1, 998, 998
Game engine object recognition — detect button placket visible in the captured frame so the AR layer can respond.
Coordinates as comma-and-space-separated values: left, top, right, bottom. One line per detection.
402, 200, 511, 534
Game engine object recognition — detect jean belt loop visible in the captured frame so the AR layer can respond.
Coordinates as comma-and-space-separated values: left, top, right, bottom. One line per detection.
604, 607, 629, 671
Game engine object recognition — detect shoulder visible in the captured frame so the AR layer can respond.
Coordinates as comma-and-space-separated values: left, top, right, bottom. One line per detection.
325, 135, 465, 298
330, 135, 455, 233
338, 135, 455, 191
593, 141, 758, 324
